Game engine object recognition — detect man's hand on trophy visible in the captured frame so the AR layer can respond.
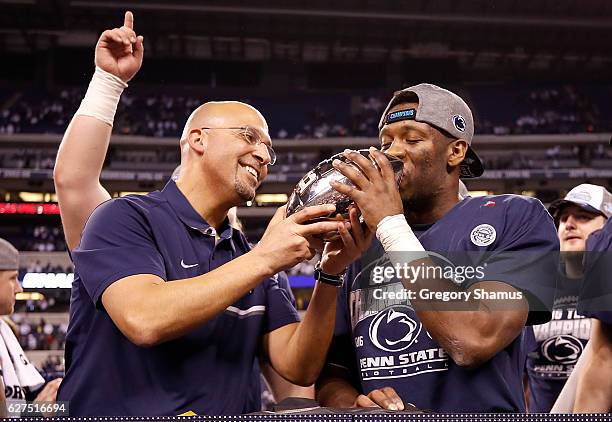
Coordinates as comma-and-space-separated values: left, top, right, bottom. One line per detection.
320, 206, 373, 275
331, 148, 404, 233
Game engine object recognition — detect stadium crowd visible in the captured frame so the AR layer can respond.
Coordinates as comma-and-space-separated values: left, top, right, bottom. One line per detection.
1, 85, 609, 138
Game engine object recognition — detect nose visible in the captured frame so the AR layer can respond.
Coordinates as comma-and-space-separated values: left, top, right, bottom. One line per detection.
561, 215, 578, 234
564, 214, 578, 230
14, 279, 23, 294
385, 140, 405, 159
251, 144, 271, 166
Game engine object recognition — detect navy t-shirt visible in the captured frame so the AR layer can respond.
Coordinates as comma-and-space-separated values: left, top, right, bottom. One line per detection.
578, 218, 612, 324
57, 181, 300, 416
526, 275, 590, 413
327, 195, 559, 412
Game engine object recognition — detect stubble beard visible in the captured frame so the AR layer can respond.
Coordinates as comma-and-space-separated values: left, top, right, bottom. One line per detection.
234, 177, 256, 203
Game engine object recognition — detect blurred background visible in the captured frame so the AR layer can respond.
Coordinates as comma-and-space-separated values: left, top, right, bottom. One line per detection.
0, 0, 611, 378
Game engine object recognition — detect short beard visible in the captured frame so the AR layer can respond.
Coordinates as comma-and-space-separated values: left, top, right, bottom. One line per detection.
234, 178, 256, 202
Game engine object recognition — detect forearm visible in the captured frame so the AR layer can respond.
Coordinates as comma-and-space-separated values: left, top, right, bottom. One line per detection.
574, 351, 612, 412
104, 250, 275, 346
551, 340, 591, 412
574, 321, 612, 412
55, 116, 114, 250
406, 271, 528, 367
274, 282, 338, 385
55, 66, 125, 191
54, 115, 111, 190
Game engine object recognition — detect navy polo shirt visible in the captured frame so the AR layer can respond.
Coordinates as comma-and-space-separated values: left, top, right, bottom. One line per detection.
326, 195, 559, 412
57, 181, 299, 416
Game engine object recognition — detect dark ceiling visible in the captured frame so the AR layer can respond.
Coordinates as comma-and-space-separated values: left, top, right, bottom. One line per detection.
1, 0, 611, 73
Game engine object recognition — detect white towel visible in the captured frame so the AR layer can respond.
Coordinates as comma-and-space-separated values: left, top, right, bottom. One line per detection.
0, 319, 44, 400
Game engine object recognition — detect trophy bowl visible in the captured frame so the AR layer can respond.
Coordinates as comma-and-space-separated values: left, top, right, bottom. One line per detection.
286, 149, 404, 222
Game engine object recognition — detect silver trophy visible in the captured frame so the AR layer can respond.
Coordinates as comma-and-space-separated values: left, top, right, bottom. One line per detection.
286, 149, 404, 221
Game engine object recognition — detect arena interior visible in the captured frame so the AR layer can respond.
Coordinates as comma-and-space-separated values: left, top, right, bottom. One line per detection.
0, 0, 611, 416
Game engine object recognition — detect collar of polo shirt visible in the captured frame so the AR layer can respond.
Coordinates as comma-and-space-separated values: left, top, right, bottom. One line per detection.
162, 180, 237, 251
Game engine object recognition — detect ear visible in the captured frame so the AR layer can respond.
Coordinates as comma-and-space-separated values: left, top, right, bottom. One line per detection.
186, 128, 207, 154
448, 139, 468, 167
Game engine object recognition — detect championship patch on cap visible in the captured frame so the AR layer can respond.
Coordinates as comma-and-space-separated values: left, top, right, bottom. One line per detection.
568, 190, 592, 203
452, 114, 466, 132
384, 108, 416, 125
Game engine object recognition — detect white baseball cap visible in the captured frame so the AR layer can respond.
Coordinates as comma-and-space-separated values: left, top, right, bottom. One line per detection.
549, 183, 612, 221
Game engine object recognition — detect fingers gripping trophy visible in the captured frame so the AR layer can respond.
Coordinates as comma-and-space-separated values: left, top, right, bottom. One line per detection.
286, 149, 405, 279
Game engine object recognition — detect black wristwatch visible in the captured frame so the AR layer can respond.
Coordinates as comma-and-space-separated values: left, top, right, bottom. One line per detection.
314, 261, 346, 287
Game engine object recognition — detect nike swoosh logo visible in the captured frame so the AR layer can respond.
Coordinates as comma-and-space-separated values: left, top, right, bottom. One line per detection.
181, 259, 199, 269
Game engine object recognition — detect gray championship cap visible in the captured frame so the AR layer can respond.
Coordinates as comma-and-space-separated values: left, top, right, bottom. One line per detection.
378, 83, 484, 178
549, 183, 612, 221
0, 238, 18, 271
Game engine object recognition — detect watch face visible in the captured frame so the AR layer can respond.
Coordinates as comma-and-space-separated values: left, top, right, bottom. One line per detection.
286, 149, 403, 220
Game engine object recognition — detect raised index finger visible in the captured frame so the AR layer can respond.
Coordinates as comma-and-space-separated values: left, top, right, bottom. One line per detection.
124, 11, 134, 29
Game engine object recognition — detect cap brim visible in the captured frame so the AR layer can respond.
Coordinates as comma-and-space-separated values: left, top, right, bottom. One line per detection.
459, 145, 484, 178
548, 199, 604, 220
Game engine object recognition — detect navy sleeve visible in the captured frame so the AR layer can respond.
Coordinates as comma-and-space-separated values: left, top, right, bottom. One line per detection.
262, 274, 300, 333
322, 264, 360, 386
72, 198, 167, 307
274, 271, 296, 307
470, 197, 560, 325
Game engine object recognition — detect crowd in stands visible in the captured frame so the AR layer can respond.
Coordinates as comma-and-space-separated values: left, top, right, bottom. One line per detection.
514, 87, 600, 134
9, 314, 67, 351
38, 354, 64, 381
1, 85, 610, 138
0, 225, 66, 252
3, 143, 609, 177
0, 149, 55, 170
18, 225, 67, 252
23, 261, 73, 274
475, 86, 609, 135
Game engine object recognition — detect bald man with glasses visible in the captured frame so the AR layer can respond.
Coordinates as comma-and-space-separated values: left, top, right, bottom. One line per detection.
55, 11, 369, 416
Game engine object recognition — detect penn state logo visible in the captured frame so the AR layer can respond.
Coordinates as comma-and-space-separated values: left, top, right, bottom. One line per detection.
369, 306, 421, 352
541, 335, 583, 364
452, 115, 466, 132
470, 224, 496, 247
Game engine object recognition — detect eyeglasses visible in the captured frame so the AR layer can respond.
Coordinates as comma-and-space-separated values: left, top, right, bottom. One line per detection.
201, 126, 276, 165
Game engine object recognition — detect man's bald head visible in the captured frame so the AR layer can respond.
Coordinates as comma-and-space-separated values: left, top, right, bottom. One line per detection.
180, 101, 268, 142
176, 100, 272, 207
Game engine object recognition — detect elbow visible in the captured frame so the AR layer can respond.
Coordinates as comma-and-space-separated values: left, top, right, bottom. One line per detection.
128, 330, 162, 349
52, 164, 68, 190
53, 162, 81, 192
445, 339, 494, 369
279, 366, 318, 387
121, 311, 164, 348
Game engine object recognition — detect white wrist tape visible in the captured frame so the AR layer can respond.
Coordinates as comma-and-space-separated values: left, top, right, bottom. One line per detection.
376, 214, 426, 253
75, 66, 127, 126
